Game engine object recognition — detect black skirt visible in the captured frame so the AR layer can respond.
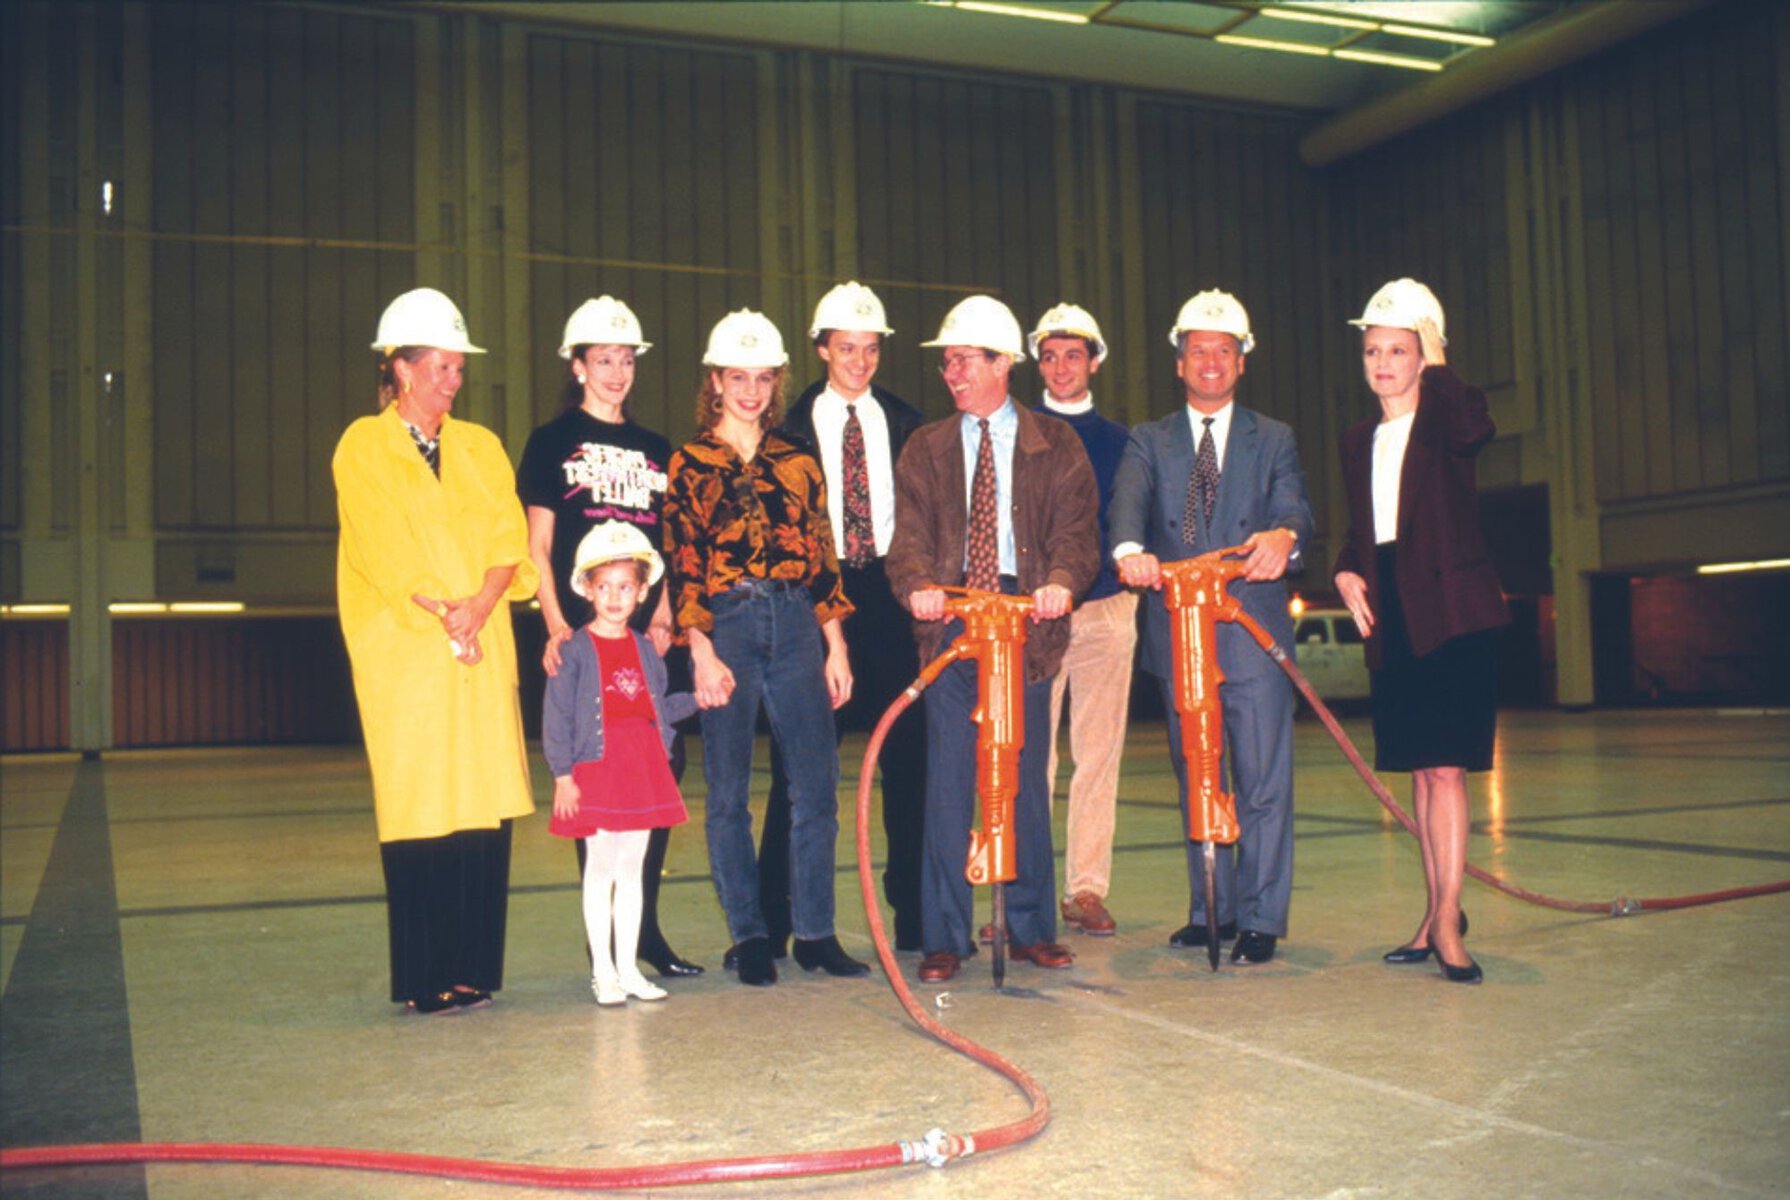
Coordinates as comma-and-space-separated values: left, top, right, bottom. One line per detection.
1370, 545, 1498, 773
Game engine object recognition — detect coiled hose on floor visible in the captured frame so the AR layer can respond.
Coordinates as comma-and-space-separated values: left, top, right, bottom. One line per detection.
0, 651, 1045, 1190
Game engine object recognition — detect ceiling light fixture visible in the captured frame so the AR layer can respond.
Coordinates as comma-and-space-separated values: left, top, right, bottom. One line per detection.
109, 602, 169, 614
1381, 22, 1495, 47
1215, 33, 1332, 58
169, 602, 247, 614
951, 1, 1091, 25
1697, 558, 1790, 575
0, 603, 72, 617
1333, 47, 1443, 71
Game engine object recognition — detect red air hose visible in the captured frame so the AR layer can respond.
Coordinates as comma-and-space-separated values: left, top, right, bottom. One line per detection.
7, 623, 1783, 1186
1233, 608, 1790, 915
0, 649, 1045, 1189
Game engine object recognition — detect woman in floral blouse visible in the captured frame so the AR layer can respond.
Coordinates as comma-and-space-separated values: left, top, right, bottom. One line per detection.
663, 309, 869, 987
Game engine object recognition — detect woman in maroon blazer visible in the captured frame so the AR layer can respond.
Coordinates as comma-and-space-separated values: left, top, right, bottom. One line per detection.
1332, 279, 1508, 985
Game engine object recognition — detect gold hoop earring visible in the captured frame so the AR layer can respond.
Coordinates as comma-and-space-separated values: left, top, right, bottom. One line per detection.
402, 377, 413, 396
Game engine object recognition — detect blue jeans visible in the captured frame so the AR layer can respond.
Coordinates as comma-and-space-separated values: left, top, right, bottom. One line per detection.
921, 628, 1057, 954
698, 582, 841, 943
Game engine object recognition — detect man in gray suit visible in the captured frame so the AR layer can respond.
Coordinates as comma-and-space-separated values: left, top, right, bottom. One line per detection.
1109, 289, 1314, 965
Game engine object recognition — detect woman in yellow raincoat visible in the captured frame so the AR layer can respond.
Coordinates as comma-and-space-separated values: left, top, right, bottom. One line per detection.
334, 288, 538, 1015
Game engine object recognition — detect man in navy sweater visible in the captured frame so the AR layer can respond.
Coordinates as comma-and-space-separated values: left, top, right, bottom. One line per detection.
1029, 304, 1137, 936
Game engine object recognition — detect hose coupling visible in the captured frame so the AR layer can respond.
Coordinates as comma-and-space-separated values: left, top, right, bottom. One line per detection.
900, 1128, 958, 1168
1611, 896, 1641, 916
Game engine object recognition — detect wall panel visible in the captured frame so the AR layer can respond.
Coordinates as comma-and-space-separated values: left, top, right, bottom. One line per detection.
851, 67, 1058, 414
525, 33, 762, 446
147, 4, 415, 533
1566, 2, 1790, 505
0, 622, 70, 751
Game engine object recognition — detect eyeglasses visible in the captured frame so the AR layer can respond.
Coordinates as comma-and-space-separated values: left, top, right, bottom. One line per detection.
939, 351, 991, 377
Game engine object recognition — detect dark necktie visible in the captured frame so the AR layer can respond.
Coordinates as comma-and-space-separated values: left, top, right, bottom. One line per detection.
1183, 416, 1218, 545
840, 402, 875, 567
965, 417, 999, 590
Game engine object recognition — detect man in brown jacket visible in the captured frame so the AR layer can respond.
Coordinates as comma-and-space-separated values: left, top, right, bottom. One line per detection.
885, 295, 1100, 984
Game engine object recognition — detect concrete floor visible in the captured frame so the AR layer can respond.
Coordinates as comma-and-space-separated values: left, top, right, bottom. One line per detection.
2, 707, 1787, 1199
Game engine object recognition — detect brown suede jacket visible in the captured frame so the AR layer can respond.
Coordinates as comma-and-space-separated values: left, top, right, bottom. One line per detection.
885, 401, 1100, 683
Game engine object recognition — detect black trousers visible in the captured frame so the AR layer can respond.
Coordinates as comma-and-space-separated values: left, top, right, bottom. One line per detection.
759, 558, 927, 944
380, 821, 513, 1003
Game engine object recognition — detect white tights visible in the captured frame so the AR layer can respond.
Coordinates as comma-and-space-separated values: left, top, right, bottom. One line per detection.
582, 829, 651, 988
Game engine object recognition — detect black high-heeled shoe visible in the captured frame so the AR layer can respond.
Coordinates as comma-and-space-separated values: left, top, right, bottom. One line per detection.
1436, 952, 1483, 985
1383, 944, 1434, 964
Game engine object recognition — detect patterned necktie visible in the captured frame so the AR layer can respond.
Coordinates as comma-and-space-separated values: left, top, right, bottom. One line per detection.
1183, 416, 1218, 545
965, 417, 999, 590
839, 402, 875, 567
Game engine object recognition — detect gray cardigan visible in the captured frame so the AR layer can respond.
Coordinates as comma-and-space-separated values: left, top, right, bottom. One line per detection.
541, 629, 696, 779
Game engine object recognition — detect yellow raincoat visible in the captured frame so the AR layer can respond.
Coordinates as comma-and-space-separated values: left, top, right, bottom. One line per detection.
334, 406, 539, 842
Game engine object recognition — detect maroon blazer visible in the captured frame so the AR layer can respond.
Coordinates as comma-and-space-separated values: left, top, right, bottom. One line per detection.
1332, 365, 1509, 668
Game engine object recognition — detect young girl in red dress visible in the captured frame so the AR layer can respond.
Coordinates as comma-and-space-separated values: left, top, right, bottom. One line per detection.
542, 522, 695, 1005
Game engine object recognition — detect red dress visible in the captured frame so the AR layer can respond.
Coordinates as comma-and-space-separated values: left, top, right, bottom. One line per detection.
549, 631, 688, 838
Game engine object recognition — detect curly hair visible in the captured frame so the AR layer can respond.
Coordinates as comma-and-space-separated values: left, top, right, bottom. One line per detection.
694, 366, 785, 433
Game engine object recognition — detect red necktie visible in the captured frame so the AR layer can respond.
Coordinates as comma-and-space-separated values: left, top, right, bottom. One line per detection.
965, 418, 999, 590
840, 402, 875, 567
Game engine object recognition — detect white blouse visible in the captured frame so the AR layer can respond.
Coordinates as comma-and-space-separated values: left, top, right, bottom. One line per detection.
1371, 410, 1415, 545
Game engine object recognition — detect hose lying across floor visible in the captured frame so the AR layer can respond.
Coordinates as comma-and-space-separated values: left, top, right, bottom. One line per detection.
4, 623, 1783, 1187
1234, 608, 1790, 915
0, 652, 1046, 1190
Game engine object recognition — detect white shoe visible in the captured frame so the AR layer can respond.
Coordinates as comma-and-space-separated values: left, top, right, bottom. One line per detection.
591, 976, 627, 1006
619, 973, 668, 1002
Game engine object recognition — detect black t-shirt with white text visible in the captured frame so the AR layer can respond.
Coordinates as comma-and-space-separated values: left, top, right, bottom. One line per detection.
517, 407, 671, 629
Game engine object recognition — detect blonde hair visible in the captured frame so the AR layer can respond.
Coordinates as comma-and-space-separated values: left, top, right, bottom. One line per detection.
376, 347, 434, 411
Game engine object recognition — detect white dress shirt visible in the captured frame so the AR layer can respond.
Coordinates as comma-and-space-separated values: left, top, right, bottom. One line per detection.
810, 385, 898, 558
1111, 402, 1236, 563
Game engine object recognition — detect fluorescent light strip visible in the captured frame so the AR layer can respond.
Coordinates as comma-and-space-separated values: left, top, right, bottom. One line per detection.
1382, 22, 1495, 47
951, 1, 1090, 25
109, 602, 168, 614
1, 603, 72, 616
1215, 33, 1332, 58
169, 602, 246, 614
1333, 47, 1443, 71
1258, 6, 1375, 31
1698, 558, 1790, 575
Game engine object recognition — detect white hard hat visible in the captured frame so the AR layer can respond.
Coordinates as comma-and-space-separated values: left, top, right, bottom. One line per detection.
371, 287, 485, 355
1349, 277, 1447, 345
559, 296, 652, 359
570, 520, 664, 596
702, 309, 789, 369
1169, 289, 1254, 356
808, 281, 894, 341
1028, 302, 1108, 364
922, 295, 1027, 361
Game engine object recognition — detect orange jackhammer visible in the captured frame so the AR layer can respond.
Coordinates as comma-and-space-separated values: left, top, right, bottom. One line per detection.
1159, 549, 1254, 971
901, 588, 1035, 989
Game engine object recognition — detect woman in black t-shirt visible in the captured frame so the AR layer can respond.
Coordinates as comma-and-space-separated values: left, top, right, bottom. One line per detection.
518, 295, 702, 979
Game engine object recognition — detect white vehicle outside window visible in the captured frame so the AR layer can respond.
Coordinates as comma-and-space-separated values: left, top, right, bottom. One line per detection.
1293, 609, 1369, 700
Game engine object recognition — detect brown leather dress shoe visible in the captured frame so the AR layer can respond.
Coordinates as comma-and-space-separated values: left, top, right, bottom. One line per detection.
1009, 940, 1074, 969
918, 951, 963, 983
1061, 892, 1116, 936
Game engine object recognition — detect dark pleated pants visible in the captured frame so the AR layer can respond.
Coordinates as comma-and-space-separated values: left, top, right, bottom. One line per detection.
379, 821, 513, 1003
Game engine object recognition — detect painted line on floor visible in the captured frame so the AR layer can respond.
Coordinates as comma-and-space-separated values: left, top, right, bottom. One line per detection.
0, 759, 149, 1196
1064, 990, 1776, 1198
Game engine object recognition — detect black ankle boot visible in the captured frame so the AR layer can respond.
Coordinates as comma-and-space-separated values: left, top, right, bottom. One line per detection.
792, 935, 871, 977
733, 936, 777, 986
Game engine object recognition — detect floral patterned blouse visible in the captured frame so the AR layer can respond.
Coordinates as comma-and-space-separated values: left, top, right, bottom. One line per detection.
663, 429, 853, 635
